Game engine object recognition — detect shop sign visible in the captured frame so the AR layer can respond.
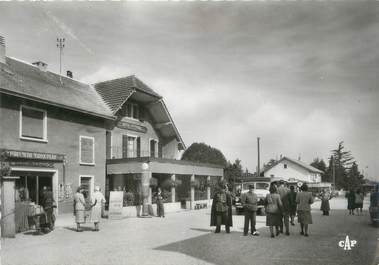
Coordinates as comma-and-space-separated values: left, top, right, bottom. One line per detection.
116, 121, 147, 133
108, 191, 124, 220
9, 161, 54, 168
3, 150, 65, 161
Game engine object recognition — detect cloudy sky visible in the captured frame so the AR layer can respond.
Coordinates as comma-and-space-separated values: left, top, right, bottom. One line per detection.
1, 2, 378, 180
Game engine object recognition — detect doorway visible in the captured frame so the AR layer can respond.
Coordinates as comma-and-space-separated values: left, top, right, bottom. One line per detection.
79, 175, 94, 199
14, 172, 53, 204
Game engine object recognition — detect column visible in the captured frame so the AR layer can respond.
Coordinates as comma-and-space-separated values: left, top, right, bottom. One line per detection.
171, 174, 176, 203
190, 174, 195, 210
141, 163, 152, 218
207, 176, 211, 203
1, 177, 19, 238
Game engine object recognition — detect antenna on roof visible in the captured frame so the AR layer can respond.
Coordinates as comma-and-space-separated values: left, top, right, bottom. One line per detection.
56, 38, 65, 83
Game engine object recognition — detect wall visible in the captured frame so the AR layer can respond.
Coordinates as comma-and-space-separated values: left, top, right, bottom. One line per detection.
0, 95, 108, 213
264, 160, 320, 183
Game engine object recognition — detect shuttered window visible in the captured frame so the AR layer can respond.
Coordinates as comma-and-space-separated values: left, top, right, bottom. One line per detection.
20, 106, 47, 141
80, 136, 95, 165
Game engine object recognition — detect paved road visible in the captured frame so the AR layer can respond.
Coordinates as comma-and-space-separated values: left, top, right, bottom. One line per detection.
2, 197, 378, 265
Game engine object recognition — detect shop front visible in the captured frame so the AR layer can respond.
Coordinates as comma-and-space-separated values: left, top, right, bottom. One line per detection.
1, 149, 64, 236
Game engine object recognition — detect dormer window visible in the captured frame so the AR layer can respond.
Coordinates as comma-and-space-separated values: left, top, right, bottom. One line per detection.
284, 164, 287, 169
121, 103, 139, 119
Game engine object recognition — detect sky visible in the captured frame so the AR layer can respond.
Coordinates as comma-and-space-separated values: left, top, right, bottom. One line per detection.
1, 2, 378, 181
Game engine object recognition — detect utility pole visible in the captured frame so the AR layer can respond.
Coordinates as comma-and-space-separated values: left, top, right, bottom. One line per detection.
332, 157, 336, 190
257, 137, 260, 178
56, 38, 65, 76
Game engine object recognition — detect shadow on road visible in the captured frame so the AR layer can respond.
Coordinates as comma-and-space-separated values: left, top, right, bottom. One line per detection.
155, 210, 378, 265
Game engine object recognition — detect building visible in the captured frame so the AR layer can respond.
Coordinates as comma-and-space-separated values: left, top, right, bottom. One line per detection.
263, 156, 323, 184
94, 76, 224, 214
0, 36, 223, 235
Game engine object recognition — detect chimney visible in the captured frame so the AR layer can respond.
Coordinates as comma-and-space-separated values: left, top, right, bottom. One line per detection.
0, 35, 5, 64
66, 70, 73, 78
32, 61, 48, 72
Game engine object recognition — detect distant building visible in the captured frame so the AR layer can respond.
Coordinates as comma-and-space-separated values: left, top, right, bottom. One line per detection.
263, 156, 323, 184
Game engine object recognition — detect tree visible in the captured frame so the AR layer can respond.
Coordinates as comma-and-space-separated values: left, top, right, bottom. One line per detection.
346, 162, 364, 190
330, 141, 355, 190
310, 158, 327, 182
181, 142, 227, 167
262, 158, 277, 173
224, 159, 243, 191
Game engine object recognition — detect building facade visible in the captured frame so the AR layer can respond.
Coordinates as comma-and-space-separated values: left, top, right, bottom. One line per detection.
263, 156, 323, 184
0, 36, 223, 235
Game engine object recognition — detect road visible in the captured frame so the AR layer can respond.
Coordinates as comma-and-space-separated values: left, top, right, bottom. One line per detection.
2, 197, 378, 265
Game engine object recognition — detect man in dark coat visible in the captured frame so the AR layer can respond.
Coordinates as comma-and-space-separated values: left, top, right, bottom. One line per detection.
40, 186, 56, 231
210, 182, 233, 233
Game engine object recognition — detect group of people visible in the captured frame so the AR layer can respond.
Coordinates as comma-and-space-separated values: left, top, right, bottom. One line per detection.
210, 180, 316, 238
345, 188, 365, 215
73, 186, 106, 232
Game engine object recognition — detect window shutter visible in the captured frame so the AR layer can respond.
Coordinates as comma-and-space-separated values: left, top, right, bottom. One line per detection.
137, 137, 141, 158
158, 142, 162, 158
139, 106, 145, 122
122, 135, 128, 158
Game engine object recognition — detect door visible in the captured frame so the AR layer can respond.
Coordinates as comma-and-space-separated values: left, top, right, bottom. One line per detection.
80, 176, 93, 199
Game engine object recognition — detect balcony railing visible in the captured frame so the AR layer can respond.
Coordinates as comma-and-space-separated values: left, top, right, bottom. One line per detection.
107, 146, 174, 160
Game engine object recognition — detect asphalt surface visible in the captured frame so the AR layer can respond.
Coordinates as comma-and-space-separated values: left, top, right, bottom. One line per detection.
1, 197, 378, 265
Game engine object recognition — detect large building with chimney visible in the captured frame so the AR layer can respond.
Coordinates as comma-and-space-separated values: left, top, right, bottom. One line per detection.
0, 36, 223, 236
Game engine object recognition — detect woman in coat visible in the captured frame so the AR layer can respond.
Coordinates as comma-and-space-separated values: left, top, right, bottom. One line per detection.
265, 184, 283, 238
346, 189, 356, 215
354, 189, 364, 216
91, 186, 106, 231
73, 187, 86, 232
320, 189, 332, 216
296, 183, 314, 237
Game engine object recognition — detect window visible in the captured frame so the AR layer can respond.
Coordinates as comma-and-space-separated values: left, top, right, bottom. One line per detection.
123, 103, 139, 119
122, 135, 140, 158
19, 105, 47, 142
79, 136, 95, 165
284, 164, 287, 169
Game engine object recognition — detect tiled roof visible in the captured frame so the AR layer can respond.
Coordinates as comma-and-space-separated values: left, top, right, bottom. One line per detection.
264, 156, 324, 174
94, 75, 161, 114
0, 57, 114, 119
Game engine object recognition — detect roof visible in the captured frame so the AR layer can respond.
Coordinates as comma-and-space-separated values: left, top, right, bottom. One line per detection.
94, 76, 185, 149
94, 75, 162, 114
264, 156, 324, 174
0, 57, 114, 119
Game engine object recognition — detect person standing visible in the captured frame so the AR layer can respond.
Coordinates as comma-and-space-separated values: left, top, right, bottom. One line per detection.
355, 189, 364, 216
265, 184, 283, 238
155, 187, 165, 218
320, 189, 332, 216
210, 182, 232, 233
40, 186, 56, 231
277, 181, 290, 235
241, 184, 259, 236
346, 189, 356, 215
91, 186, 106, 231
296, 183, 314, 237
73, 187, 86, 232
288, 185, 297, 225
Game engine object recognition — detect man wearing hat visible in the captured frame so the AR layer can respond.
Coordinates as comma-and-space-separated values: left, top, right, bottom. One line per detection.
210, 182, 233, 233
241, 184, 259, 236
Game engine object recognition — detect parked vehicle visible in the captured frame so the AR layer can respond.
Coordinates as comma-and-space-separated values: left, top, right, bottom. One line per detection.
234, 181, 270, 215
369, 187, 379, 226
